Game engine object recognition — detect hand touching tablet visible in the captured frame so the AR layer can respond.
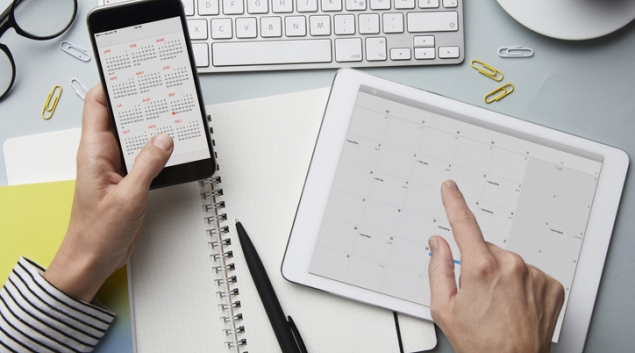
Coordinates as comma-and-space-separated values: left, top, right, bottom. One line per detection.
428, 180, 565, 353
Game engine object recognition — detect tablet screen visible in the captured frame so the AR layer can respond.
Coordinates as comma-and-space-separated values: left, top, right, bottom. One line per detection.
308, 85, 602, 335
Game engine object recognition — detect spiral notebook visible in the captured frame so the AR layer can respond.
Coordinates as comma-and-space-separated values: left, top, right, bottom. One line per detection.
3, 88, 436, 352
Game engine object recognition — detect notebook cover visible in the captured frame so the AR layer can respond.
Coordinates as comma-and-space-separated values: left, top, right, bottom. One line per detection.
0, 181, 133, 352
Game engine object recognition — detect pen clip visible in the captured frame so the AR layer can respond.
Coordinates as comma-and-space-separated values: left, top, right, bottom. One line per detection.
287, 316, 308, 353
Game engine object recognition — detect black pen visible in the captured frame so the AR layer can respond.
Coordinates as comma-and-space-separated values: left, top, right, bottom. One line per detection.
235, 219, 308, 353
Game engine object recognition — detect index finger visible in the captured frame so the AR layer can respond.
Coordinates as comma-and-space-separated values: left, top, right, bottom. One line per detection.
77, 84, 121, 172
81, 84, 110, 135
441, 180, 491, 263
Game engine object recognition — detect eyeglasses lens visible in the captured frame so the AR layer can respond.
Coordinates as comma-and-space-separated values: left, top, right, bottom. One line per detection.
0, 50, 13, 98
13, 0, 76, 38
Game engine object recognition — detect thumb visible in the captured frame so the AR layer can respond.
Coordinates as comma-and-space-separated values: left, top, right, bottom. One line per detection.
428, 236, 458, 321
125, 134, 174, 189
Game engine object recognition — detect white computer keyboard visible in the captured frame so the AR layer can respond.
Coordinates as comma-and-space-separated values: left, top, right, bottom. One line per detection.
102, 0, 464, 72
184, 0, 464, 72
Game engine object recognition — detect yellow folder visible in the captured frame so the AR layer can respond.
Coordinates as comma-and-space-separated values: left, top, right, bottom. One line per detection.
0, 180, 132, 351
0, 181, 75, 279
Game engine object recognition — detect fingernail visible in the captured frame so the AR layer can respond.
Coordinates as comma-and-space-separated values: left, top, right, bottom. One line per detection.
429, 237, 438, 252
153, 134, 173, 152
445, 180, 458, 190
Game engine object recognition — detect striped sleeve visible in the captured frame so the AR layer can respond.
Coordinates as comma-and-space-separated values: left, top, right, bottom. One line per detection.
0, 257, 115, 353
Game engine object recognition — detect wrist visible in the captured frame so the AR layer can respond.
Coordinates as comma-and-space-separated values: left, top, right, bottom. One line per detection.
43, 236, 110, 302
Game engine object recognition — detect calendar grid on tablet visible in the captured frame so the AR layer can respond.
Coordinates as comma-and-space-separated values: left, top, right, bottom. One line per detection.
309, 86, 601, 335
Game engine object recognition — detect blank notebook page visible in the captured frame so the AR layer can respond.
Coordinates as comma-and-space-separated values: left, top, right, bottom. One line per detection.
3, 128, 80, 185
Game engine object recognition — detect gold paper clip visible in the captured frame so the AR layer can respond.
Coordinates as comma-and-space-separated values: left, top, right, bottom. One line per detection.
498, 46, 534, 58
471, 60, 504, 82
42, 85, 63, 120
484, 83, 514, 104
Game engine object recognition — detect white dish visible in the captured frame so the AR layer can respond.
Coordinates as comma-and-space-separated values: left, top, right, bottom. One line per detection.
497, 0, 635, 40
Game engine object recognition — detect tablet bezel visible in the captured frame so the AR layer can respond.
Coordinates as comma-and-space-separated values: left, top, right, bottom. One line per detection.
282, 68, 628, 353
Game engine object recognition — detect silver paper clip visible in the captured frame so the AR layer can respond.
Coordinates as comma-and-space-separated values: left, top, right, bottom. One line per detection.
498, 46, 534, 58
60, 41, 91, 62
70, 78, 88, 100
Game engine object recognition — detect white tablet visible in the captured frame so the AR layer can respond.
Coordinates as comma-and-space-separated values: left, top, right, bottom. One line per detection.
282, 69, 628, 352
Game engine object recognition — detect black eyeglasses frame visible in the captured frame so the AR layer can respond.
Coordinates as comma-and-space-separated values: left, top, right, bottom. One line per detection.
0, 0, 78, 99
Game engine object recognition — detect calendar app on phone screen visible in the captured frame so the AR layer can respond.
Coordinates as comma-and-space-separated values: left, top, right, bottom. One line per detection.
94, 17, 210, 171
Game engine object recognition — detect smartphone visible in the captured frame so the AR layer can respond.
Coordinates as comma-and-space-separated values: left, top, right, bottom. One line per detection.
87, 0, 215, 188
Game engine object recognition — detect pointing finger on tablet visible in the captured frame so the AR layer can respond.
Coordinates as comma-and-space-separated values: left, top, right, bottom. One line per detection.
428, 180, 565, 353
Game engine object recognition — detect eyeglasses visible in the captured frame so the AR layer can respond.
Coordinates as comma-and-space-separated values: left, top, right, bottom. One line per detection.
0, 0, 78, 100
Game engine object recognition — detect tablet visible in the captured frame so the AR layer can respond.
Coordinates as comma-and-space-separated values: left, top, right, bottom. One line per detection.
282, 69, 628, 352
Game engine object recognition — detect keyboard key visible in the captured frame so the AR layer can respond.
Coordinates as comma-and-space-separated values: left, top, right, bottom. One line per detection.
407, 12, 458, 32
272, 0, 293, 12
321, 0, 342, 11
346, 0, 366, 11
414, 47, 435, 59
335, 38, 362, 62
334, 14, 355, 34
390, 48, 411, 60
247, 0, 268, 13
182, 0, 195, 15
359, 14, 380, 34
370, 0, 390, 10
198, 0, 220, 15
443, 0, 457, 8
394, 0, 415, 9
383, 13, 404, 33
310, 15, 332, 35
223, 0, 244, 14
211, 18, 233, 38
236, 17, 258, 38
413, 35, 434, 47
419, 0, 438, 8
212, 40, 332, 66
438, 46, 459, 58
366, 37, 387, 61
286, 16, 307, 36
192, 43, 210, 67
261, 17, 283, 37
187, 19, 208, 40
297, 0, 319, 12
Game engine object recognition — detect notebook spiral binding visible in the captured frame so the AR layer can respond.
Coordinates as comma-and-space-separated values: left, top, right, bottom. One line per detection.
200, 115, 248, 353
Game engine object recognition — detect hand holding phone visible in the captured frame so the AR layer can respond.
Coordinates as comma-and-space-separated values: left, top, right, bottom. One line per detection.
87, 0, 215, 188
43, 85, 175, 302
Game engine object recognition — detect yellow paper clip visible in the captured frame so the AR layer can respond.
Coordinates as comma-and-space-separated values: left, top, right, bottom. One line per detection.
484, 83, 514, 104
471, 60, 504, 82
42, 85, 63, 120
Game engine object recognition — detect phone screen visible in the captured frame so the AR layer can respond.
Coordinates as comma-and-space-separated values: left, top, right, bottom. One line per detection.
94, 17, 210, 171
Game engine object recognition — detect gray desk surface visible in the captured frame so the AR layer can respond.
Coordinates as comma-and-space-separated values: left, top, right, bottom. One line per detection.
1, 1, 634, 352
